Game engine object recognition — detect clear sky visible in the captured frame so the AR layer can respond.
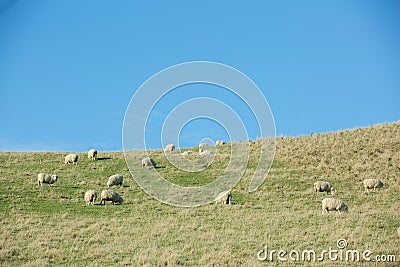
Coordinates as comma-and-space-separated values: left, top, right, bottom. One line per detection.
0, 0, 399, 151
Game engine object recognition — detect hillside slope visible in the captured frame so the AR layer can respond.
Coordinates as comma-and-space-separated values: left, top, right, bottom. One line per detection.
0, 121, 399, 266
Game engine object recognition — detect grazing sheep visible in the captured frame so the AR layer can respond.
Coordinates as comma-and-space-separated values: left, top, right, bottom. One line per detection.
164, 144, 175, 153
142, 157, 156, 168
181, 150, 193, 156
37, 173, 58, 186
216, 140, 226, 146
88, 149, 97, 161
199, 143, 207, 148
314, 181, 335, 195
100, 190, 123, 205
397, 226, 400, 238
363, 179, 384, 192
84, 190, 98, 206
215, 191, 232, 205
322, 198, 348, 214
199, 149, 212, 156
107, 174, 123, 187
65, 153, 79, 165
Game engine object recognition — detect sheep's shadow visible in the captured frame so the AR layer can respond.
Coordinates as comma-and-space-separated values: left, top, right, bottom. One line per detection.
141, 166, 166, 169
93, 203, 124, 206
96, 157, 112, 161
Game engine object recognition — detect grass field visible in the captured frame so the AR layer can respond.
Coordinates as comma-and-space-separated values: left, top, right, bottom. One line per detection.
0, 122, 399, 266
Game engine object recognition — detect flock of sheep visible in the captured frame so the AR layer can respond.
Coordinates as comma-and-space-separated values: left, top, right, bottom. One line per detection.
162, 141, 227, 157
37, 140, 232, 206
36, 141, 399, 236
37, 149, 125, 206
314, 178, 384, 214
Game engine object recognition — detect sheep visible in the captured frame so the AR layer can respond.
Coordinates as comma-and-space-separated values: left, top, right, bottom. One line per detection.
215, 191, 232, 205
216, 140, 226, 146
199, 148, 213, 156
398, 226, 400, 239
88, 149, 97, 161
199, 143, 207, 148
65, 153, 79, 165
107, 174, 123, 187
164, 144, 175, 153
142, 157, 156, 168
181, 150, 193, 156
322, 198, 348, 214
100, 190, 123, 205
84, 190, 98, 206
37, 173, 58, 186
314, 181, 335, 195
363, 179, 384, 192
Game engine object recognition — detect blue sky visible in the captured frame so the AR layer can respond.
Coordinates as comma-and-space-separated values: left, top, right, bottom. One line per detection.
0, 0, 399, 151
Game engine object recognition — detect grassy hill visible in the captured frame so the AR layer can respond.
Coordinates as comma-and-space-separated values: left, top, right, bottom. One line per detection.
0, 121, 399, 266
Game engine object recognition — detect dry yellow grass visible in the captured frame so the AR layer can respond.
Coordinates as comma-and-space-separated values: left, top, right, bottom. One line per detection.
0, 121, 399, 266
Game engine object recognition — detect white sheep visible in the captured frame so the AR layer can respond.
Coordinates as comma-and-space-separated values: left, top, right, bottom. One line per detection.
314, 181, 335, 195
37, 173, 58, 186
107, 174, 123, 187
363, 179, 384, 192
199, 143, 207, 148
199, 148, 213, 156
88, 149, 97, 161
164, 144, 175, 153
181, 150, 193, 156
84, 190, 98, 206
142, 157, 156, 168
322, 198, 348, 214
216, 140, 226, 146
397, 226, 400, 239
215, 191, 232, 205
65, 153, 79, 165
100, 190, 123, 205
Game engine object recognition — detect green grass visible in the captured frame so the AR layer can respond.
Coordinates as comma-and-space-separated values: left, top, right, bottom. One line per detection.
0, 122, 399, 266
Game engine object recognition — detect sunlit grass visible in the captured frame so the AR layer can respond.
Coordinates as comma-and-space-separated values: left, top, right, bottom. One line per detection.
0, 121, 399, 266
